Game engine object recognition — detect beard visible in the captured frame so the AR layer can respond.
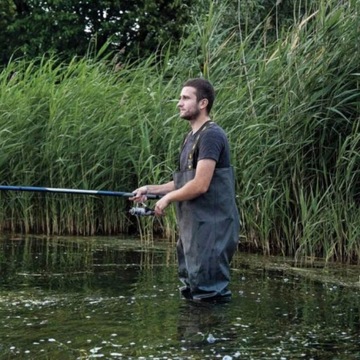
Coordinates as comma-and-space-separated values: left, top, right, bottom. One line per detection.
179, 107, 201, 121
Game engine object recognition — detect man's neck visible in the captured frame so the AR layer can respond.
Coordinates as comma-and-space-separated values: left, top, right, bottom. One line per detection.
190, 114, 211, 134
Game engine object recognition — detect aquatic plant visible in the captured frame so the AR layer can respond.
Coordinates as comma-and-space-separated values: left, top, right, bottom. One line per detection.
0, 0, 359, 262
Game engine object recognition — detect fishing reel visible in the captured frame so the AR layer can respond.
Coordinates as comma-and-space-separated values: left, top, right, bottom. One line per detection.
129, 203, 155, 216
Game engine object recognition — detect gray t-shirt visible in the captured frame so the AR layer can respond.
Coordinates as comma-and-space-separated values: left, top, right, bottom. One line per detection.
179, 122, 230, 171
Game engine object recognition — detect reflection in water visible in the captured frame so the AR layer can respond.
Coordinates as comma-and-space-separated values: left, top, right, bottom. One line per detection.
0, 236, 359, 359
176, 300, 237, 359
178, 301, 227, 341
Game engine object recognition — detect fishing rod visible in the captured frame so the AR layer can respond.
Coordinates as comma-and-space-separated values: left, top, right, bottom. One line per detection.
0, 185, 159, 216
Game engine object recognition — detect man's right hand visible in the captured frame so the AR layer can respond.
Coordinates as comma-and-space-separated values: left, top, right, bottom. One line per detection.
129, 186, 148, 203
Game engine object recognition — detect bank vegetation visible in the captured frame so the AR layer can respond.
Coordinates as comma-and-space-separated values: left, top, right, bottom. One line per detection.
0, 0, 359, 263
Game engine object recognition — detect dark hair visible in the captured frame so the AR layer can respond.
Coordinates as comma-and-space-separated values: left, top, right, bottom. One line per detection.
183, 78, 215, 114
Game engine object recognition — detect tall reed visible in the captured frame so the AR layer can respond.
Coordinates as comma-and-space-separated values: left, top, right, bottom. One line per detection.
0, 0, 359, 262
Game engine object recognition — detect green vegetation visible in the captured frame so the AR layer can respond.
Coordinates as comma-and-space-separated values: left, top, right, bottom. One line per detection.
0, 0, 359, 263
0, 0, 194, 64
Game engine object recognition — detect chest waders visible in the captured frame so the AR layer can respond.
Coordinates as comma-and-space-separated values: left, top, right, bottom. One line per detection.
173, 123, 240, 301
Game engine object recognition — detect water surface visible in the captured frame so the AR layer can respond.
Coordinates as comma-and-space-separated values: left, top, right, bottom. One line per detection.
0, 236, 359, 359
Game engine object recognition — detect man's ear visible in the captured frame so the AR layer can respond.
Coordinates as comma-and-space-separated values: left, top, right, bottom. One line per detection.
199, 98, 208, 110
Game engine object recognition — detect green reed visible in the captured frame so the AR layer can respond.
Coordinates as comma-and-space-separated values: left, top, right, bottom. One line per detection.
230, 0, 360, 263
0, 0, 359, 262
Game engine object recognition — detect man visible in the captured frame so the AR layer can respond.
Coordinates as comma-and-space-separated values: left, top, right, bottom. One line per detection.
131, 78, 240, 302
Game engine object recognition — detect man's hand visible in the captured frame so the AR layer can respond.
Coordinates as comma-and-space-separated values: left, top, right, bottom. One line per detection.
129, 186, 148, 203
154, 196, 170, 216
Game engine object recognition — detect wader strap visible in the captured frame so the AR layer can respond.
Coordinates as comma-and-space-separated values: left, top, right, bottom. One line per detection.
181, 121, 214, 170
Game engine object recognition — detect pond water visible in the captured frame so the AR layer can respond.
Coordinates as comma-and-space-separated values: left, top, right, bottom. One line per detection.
0, 236, 359, 360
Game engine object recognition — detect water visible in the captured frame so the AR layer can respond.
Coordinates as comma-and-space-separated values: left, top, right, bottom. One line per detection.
0, 236, 359, 359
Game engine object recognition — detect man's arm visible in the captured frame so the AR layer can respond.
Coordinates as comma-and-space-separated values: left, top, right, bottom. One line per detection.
146, 181, 175, 196
154, 159, 216, 215
130, 181, 175, 202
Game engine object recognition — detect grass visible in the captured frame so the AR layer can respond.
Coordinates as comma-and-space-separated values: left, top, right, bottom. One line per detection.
0, 0, 359, 262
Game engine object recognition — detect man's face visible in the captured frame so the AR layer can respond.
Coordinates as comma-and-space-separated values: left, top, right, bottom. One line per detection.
177, 86, 201, 121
